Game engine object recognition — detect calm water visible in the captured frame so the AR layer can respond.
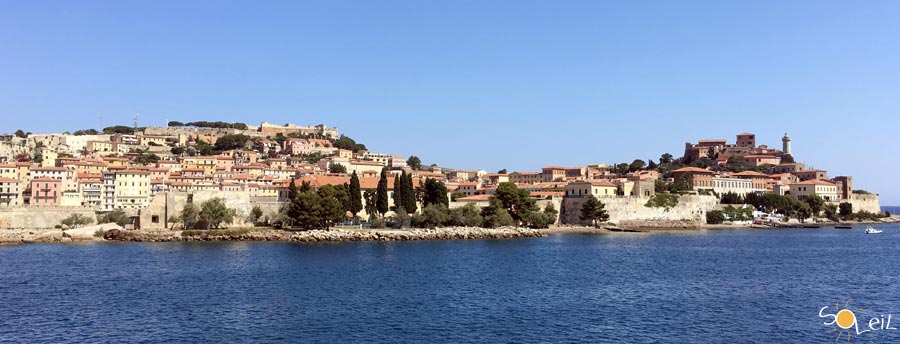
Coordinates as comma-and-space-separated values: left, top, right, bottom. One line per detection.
3, 225, 900, 343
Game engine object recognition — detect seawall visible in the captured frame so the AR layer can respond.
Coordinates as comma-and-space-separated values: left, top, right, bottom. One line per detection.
560, 195, 718, 229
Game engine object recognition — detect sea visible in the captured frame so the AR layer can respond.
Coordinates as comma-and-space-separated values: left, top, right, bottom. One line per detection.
882, 205, 900, 215
3, 224, 900, 343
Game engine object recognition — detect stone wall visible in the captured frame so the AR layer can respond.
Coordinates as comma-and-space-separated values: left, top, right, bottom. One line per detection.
835, 194, 881, 214
560, 195, 718, 228
138, 191, 282, 229
142, 126, 263, 138
0, 207, 97, 229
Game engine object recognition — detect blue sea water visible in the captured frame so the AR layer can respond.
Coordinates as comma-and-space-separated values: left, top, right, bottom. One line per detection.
3, 225, 900, 343
882, 205, 900, 215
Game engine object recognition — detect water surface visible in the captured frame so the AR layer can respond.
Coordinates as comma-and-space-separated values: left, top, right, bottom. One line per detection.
2, 224, 900, 343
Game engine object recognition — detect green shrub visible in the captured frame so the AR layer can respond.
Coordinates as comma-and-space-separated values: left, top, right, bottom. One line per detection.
706, 210, 726, 224
645, 194, 680, 211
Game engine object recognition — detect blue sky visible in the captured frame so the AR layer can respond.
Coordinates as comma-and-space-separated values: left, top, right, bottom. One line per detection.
1, 1, 898, 204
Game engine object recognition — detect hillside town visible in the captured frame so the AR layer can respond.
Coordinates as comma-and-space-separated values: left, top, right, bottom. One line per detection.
0, 121, 884, 230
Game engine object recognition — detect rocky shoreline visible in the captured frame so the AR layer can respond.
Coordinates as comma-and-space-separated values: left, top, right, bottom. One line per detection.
0, 226, 546, 245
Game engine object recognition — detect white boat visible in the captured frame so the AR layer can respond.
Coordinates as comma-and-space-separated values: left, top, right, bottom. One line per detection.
865, 227, 883, 234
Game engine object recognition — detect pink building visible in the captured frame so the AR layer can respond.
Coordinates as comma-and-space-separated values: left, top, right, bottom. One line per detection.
31, 177, 62, 206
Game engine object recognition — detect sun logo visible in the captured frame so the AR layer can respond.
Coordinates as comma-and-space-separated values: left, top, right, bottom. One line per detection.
821, 299, 865, 341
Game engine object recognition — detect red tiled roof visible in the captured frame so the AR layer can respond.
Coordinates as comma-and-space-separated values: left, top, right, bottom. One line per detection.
671, 167, 714, 174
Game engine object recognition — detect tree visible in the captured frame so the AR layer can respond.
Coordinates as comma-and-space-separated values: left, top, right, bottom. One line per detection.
449, 203, 483, 227
168, 121, 185, 127
332, 135, 366, 152
423, 178, 449, 207
103, 125, 135, 135
14, 129, 26, 138
543, 203, 559, 226
249, 206, 264, 226
615, 163, 630, 175
628, 159, 646, 172
134, 153, 160, 165
803, 195, 825, 217
375, 168, 389, 215
580, 195, 609, 227
97, 210, 130, 227
61, 214, 93, 228
392, 174, 403, 211
647, 159, 658, 170
317, 185, 347, 228
329, 164, 347, 174
348, 172, 363, 216
419, 204, 450, 228
720, 192, 744, 205
793, 202, 812, 222
497, 169, 508, 174
402, 172, 417, 214
199, 198, 236, 229
407, 155, 422, 170
481, 198, 515, 228
824, 203, 839, 222
839, 202, 853, 220
180, 203, 200, 229
492, 182, 538, 224
214, 134, 251, 151
363, 190, 377, 219
706, 210, 726, 224
660, 153, 674, 165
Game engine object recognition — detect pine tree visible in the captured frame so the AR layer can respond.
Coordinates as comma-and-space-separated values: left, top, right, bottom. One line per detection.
348, 171, 363, 216
423, 178, 449, 207
375, 168, 389, 215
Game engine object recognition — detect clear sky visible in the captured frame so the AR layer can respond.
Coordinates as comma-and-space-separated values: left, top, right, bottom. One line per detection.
1, 1, 899, 204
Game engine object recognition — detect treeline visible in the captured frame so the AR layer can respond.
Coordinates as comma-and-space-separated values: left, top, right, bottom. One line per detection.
406, 182, 558, 229
168, 121, 249, 130
713, 192, 887, 223
277, 172, 558, 230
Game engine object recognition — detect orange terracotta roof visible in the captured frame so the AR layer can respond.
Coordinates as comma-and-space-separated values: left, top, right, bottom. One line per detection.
794, 180, 836, 186
457, 194, 491, 202
733, 171, 769, 177
671, 167, 714, 174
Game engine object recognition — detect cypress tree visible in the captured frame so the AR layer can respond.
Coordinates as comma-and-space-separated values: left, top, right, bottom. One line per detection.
393, 174, 403, 211
375, 168, 389, 215
349, 171, 362, 216
403, 172, 417, 213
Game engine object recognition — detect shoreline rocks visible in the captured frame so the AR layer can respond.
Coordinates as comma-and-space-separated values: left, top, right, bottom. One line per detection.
95, 226, 546, 244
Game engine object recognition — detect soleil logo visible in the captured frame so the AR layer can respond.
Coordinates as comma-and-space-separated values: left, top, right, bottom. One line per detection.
819, 299, 897, 341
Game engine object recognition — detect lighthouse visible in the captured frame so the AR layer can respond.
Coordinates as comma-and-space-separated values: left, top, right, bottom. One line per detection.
782, 133, 791, 155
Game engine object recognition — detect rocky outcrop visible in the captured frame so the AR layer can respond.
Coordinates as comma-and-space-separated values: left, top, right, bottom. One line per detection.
64, 223, 124, 241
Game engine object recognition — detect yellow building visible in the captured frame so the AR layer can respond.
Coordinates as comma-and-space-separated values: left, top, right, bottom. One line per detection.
115, 170, 151, 209
789, 180, 839, 202
565, 180, 618, 198
139, 135, 168, 147
181, 157, 217, 176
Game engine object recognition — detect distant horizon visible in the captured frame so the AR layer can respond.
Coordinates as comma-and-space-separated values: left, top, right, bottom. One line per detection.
2, 1, 898, 204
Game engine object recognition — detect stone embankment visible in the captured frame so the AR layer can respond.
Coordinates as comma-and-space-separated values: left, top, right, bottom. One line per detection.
100, 227, 546, 243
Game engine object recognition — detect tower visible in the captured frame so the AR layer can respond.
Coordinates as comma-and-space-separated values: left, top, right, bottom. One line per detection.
782, 133, 791, 155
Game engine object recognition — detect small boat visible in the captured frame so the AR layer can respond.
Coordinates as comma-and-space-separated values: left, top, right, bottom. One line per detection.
835, 225, 852, 229
865, 227, 883, 234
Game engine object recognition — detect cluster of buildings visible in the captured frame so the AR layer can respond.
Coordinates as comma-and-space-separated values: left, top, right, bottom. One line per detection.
674, 133, 853, 202
0, 125, 870, 227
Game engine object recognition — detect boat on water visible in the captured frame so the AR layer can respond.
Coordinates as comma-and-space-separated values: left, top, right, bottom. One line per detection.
835, 225, 852, 229
865, 227, 883, 234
